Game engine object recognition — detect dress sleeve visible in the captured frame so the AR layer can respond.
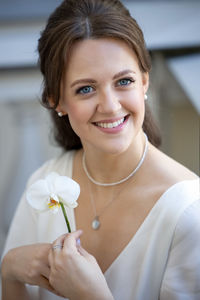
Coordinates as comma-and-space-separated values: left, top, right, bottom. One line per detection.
160, 198, 200, 300
1, 159, 55, 257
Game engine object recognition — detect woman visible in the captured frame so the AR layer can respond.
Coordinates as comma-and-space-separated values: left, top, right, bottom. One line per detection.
1, 0, 199, 299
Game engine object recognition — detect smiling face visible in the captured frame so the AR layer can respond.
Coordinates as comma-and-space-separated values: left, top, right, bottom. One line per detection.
58, 38, 149, 155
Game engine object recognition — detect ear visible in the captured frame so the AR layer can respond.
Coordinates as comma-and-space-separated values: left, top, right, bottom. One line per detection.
142, 72, 149, 95
48, 97, 67, 116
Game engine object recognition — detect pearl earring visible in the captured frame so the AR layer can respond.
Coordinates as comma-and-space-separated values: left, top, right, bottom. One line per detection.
144, 94, 148, 101
58, 112, 63, 117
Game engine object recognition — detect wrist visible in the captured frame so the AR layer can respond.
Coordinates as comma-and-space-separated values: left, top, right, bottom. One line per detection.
2, 277, 28, 300
1, 249, 17, 281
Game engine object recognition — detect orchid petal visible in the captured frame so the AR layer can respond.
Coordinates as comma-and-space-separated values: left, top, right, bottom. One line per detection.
26, 179, 50, 211
26, 170, 80, 232
54, 176, 80, 208
46, 172, 60, 194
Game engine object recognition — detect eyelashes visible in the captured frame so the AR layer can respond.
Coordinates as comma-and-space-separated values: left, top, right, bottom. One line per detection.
76, 86, 94, 95
116, 77, 135, 87
75, 77, 135, 95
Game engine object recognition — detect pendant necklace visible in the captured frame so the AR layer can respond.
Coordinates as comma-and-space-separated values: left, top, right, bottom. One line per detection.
82, 133, 148, 230
88, 178, 132, 230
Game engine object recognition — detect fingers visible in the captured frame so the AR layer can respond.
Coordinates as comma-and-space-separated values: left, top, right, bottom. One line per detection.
49, 234, 66, 264
78, 246, 98, 264
39, 275, 61, 295
49, 230, 83, 264
51, 230, 82, 252
52, 234, 66, 250
61, 231, 97, 265
78, 245, 91, 258
63, 230, 83, 251
39, 275, 54, 291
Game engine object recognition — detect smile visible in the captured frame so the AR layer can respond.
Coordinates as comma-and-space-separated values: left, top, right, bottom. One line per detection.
95, 117, 125, 128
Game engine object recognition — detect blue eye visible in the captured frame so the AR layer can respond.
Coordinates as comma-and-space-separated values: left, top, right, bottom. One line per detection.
118, 78, 134, 86
77, 86, 94, 94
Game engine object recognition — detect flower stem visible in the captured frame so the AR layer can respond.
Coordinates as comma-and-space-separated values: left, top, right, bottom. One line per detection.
60, 202, 71, 233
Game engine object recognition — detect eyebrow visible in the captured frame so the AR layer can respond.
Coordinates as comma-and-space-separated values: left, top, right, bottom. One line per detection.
70, 69, 136, 88
70, 79, 96, 88
113, 69, 136, 80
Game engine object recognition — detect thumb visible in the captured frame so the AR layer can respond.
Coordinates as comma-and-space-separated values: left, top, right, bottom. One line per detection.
63, 229, 83, 249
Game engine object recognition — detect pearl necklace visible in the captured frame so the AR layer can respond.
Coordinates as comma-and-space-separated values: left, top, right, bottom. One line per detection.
82, 133, 148, 187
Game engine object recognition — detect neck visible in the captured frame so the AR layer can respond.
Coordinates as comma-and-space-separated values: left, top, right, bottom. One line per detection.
82, 132, 147, 185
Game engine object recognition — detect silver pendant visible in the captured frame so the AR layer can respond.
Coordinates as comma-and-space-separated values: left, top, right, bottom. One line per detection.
92, 216, 100, 230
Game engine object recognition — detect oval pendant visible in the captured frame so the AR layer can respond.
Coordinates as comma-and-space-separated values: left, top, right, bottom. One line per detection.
92, 217, 100, 230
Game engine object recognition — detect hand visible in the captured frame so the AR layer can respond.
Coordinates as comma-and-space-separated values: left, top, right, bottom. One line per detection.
1, 243, 55, 293
48, 230, 114, 300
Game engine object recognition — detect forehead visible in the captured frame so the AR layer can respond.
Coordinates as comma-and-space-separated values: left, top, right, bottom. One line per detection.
65, 38, 140, 78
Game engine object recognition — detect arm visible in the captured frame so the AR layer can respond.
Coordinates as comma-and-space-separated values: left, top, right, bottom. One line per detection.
160, 199, 200, 299
48, 230, 114, 300
1, 278, 29, 300
1, 243, 57, 300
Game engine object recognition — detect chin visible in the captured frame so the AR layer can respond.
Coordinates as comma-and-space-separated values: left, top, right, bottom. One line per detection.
96, 140, 132, 156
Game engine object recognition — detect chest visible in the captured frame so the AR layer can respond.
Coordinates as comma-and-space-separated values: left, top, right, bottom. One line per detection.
74, 185, 159, 273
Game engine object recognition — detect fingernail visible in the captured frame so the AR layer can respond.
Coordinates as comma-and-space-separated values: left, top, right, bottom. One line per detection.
76, 238, 81, 246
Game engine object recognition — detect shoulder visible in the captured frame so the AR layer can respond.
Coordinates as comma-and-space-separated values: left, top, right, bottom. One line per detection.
161, 179, 200, 231
167, 196, 200, 277
167, 183, 200, 256
27, 150, 76, 187
165, 182, 200, 251
142, 144, 199, 210
147, 144, 198, 185
174, 194, 200, 240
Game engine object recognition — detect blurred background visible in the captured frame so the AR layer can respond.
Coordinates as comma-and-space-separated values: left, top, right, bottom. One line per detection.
0, 0, 199, 260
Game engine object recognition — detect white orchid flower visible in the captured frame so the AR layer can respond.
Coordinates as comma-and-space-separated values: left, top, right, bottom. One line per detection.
26, 172, 80, 232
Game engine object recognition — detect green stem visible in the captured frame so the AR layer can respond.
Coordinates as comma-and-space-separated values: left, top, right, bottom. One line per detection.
60, 202, 71, 233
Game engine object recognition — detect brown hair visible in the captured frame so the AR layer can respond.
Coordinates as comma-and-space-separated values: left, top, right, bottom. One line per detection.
38, 0, 161, 150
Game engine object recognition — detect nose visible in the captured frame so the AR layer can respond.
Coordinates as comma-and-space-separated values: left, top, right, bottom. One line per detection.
97, 88, 121, 114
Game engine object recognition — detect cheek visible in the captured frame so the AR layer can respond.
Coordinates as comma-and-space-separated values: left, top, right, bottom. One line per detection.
123, 90, 144, 115
66, 101, 92, 128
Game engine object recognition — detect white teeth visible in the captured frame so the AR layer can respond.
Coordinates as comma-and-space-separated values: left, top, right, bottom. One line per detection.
96, 117, 125, 128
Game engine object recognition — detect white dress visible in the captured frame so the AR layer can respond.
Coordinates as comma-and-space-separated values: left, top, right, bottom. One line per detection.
2, 151, 200, 300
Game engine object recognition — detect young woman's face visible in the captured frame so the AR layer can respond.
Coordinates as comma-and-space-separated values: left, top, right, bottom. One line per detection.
59, 38, 149, 155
